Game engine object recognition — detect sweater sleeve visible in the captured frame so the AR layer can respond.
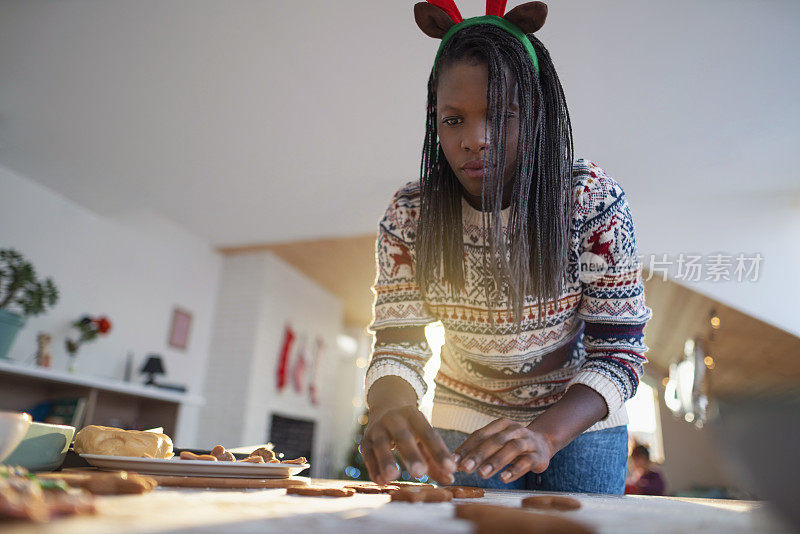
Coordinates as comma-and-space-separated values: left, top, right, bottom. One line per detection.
365, 185, 437, 402
568, 168, 652, 418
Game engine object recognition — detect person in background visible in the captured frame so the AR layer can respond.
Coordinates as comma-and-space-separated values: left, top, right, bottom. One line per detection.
626, 443, 666, 496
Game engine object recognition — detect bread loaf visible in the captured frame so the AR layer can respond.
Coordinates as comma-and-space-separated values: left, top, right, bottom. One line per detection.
73, 425, 173, 459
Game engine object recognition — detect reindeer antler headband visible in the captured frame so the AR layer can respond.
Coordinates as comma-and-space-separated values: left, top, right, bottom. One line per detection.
414, 1, 548, 75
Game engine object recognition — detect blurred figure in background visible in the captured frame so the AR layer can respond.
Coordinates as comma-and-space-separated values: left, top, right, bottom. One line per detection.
625, 443, 665, 496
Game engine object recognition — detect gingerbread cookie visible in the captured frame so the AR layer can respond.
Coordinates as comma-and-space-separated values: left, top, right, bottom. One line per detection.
38, 471, 156, 496
522, 495, 581, 511
445, 486, 485, 499
344, 484, 400, 494
390, 486, 453, 503
210, 445, 236, 462
237, 455, 265, 463
455, 503, 592, 534
179, 451, 217, 461
250, 447, 276, 462
392, 482, 435, 489
286, 486, 355, 498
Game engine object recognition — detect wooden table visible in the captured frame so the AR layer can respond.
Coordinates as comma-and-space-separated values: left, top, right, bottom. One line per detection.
3, 479, 792, 533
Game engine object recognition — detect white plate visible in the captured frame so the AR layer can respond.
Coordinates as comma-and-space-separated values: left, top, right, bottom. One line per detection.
80, 454, 310, 478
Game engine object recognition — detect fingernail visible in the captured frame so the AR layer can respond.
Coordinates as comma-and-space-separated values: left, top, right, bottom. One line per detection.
479, 465, 492, 477
443, 474, 454, 485
453, 454, 461, 464
386, 464, 398, 478
464, 459, 475, 472
444, 458, 457, 472
411, 462, 426, 478
500, 471, 511, 481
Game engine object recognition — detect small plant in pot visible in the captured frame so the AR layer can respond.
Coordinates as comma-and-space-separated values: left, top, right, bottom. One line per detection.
0, 249, 59, 360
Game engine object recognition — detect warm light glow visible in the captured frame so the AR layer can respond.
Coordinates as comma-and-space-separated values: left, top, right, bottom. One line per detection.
683, 338, 695, 358
355, 357, 368, 369
661, 377, 670, 388
684, 412, 695, 423
664, 378, 680, 413
710, 316, 721, 329
424, 322, 446, 351
337, 334, 358, 355
357, 414, 368, 426
626, 382, 658, 434
352, 397, 363, 408
419, 322, 446, 419
704, 356, 715, 369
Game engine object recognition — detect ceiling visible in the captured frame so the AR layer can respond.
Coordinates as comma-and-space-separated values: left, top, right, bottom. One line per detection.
1, 1, 799, 247
641, 274, 800, 397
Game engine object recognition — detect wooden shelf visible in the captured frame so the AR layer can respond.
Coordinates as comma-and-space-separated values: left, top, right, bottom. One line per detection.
0, 359, 204, 436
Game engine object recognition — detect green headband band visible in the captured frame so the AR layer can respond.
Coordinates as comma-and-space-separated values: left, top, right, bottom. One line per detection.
432, 15, 539, 76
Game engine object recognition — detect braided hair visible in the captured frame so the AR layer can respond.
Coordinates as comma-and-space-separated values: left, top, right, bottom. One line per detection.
415, 24, 574, 330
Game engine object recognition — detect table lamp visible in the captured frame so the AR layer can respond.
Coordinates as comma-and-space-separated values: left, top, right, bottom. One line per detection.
140, 354, 165, 385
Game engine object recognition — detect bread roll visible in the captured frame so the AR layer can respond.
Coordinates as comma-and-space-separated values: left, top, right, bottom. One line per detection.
73, 425, 173, 459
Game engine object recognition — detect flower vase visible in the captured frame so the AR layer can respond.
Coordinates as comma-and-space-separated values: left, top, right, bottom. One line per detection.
0, 309, 26, 360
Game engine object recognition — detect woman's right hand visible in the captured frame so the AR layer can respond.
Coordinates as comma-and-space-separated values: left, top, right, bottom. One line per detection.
362, 378, 456, 485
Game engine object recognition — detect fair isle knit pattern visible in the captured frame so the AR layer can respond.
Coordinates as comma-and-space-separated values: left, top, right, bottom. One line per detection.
365, 159, 653, 434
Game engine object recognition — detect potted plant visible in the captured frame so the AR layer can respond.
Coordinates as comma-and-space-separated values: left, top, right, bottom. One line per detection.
0, 249, 59, 360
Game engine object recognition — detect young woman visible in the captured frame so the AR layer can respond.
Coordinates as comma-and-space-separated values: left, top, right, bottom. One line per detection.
361, 1, 652, 494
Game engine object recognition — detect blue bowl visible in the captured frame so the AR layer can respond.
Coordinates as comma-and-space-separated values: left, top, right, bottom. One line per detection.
3, 422, 75, 472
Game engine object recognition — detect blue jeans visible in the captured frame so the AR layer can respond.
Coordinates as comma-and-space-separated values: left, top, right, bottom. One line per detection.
435, 425, 628, 494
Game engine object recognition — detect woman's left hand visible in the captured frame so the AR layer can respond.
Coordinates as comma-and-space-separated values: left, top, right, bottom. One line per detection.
453, 418, 555, 484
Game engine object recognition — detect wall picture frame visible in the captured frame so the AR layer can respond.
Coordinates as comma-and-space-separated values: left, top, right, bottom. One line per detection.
168, 307, 192, 350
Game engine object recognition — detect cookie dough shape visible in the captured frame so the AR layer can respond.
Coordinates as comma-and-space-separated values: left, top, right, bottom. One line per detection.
522, 495, 582, 511
286, 486, 355, 497
344, 484, 400, 494
390, 487, 453, 503
446, 486, 485, 499
455, 503, 592, 534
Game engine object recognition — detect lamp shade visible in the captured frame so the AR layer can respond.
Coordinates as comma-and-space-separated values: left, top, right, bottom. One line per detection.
140, 355, 165, 376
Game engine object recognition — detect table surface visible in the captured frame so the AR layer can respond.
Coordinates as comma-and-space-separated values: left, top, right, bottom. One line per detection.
3, 479, 793, 534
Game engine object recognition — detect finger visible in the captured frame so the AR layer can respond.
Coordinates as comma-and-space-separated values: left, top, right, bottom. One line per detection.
359, 441, 382, 485
498, 453, 536, 484
453, 419, 512, 469
371, 427, 400, 483
419, 440, 454, 485
478, 437, 533, 479
384, 414, 428, 479
407, 410, 456, 473
460, 424, 524, 475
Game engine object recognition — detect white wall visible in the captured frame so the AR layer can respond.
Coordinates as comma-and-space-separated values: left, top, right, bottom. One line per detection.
0, 163, 221, 444
634, 191, 800, 336
199, 251, 357, 476
657, 397, 739, 496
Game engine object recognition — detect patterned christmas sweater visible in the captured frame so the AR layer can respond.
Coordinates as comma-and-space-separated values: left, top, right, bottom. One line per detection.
366, 159, 652, 434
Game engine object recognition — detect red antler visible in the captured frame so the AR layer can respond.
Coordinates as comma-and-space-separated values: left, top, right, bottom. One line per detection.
426, 0, 463, 23
485, 0, 508, 16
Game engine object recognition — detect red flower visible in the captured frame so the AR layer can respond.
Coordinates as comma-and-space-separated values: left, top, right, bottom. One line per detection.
94, 316, 112, 334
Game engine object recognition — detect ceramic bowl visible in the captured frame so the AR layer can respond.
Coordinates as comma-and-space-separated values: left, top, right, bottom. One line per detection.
3, 421, 76, 471
0, 411, 32, 463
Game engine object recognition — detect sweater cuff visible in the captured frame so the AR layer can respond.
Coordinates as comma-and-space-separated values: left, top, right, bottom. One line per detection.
567, 370, 625, 420
364, 359, 427, 405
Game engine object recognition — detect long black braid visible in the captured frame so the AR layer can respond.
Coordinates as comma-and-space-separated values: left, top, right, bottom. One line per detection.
416, 25, 574, 330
